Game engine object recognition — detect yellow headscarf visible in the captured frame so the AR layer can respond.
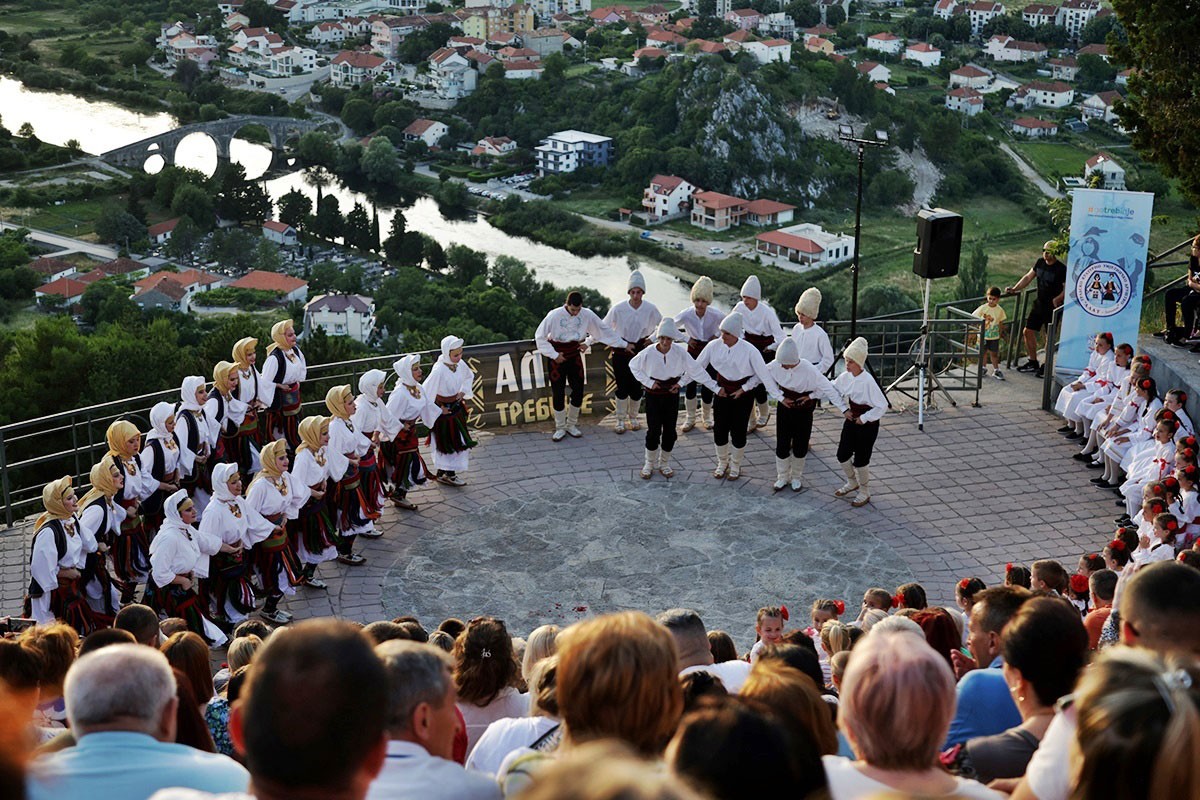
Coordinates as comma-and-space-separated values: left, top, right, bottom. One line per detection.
78, 460, 120, 511
266, 319, 294, 355
35, 476, 74, 531
232, 337, 258, 371
105, 419, 142, 462
325, 385, 353, 420
258, 439, 289, 481
297, 415, 328, 454
213, 361, 237, 398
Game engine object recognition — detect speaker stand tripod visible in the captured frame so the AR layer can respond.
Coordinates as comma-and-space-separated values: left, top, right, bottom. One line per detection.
886, 278, 956, 430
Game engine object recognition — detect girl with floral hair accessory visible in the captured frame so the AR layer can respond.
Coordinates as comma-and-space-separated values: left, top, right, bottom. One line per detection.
1077, 352, 1147, 465
1175, 464, 1200, 550
1134, 512, 1182, 566
1096, 376, 1161, 489
1004, 563, 1031, 589
1103, 537, 1133, 570
1055, 331, 1115, 437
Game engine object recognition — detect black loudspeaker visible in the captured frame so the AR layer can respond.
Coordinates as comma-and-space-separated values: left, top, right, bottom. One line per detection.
913, 208, 963, 279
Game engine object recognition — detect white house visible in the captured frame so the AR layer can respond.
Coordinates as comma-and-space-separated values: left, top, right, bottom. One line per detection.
642, 174, 699, 221
1085, 152, 1126, 190
1048, 56, 1079, 81
933, 0, 958, 20
743, 38, 792, 64
1022, 2, 1057, 27
1081, 90, 1123, 124
148, 218, 181, 245
724, 8, 763, 30
329, 50, 393, 86
1057, 0, 1101, 41
865, 32, 903, 55
949, 64, 992, 88
856, 61, 891, 84
1008, 80, 1074, 109
534, 130, 614, 175
945, 87, 985, 116
965, 1, 1004, 37
744, 199, 797, 227
1012, 116, 1059, 138
304, 293, 376, 343
504, 59, 544, 80
262, 220, 299, 246
403, 118, 450, 148
27, 256, 77, 283
472, 136, 517, 158
429, 47, 477, 99
754, 223, 853, 271
904, 42, 942, 67
757, 13, 795, 40
984, 35, 1047, 62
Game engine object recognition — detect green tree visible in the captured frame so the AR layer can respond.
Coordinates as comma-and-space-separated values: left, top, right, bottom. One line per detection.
957, 239, 989, 300
173, 59, 201, 92
80, 280, 138, 327
309, 261, 339, 293
424, 237, 447, 273
0, 229, 31, 270
95, 207, 145, 247
212, 162, 272, 224
165, 216, 203, 263
313, 195, 343, 242
1076, 53, 1117, 91
297, 131, 339, 169
434, 181, 469, 213
277, 189, 312, 229
253, 239, 283, 272
384, 210, 406, 258
170, 183, 215, 229
204, 228, 258, 271
336, 264, 365, 294
345, 202, 372, 250
360, 137, 402, 185
446, 244, 488, 284
341, 98, 376, 135
825, 5, 846, 26
373, 101, 416, 132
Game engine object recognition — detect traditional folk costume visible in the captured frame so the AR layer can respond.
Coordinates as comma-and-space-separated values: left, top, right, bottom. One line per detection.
1124, 410, 1180, 476
208, 361, 246, 469
768, 338, 847, 493
1078, 364, 1145, 464
232, 337, 267, 477
201, 463, 274, 625
288, 416, 340, 588
1096, 384, 1160, 487
384, 355, 440, 510
140, 402, 182, 536
535, 301, 624, 441
176, 375, 215, 511
603, 270, 663, 434
1054, 335, 1115, 431
693, 312, 781, 480
423, 336, 478, 486
833, 337, 888, 508
148, 490, 228, 647
1120, 434, 1176, 519
326, 385, 379, 564
1070, 352, 1131, 442
630, 318, 707, 479
674, 276, 725, 433
103, 420, 157, 603
25, 477, 96, 634
351, 369, 393, 516
260, 319, 307, 449
245, 440, 304, 623
76, 461, 123, 622
790, 288, 836, 374
731, 276, 786, 432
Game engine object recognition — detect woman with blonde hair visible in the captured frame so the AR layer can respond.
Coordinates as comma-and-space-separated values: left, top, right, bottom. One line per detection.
76, 460, 124, 622
245, 439, 303, 623
231, 336, 267, 473
1071, 647, 1200, 800
260, 318, 307, 448
326, 384, 377, 564
522, 624, 560, 685
103, 419, 157, 603
209, 361, 249, 474
287, 415, 339, 588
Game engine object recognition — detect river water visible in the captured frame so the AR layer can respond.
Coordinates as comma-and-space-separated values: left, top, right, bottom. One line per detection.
0, 76, 698, 309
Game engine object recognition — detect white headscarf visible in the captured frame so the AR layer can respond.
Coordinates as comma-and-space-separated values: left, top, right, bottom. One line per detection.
394, 355, 422, 389
146, 402, 176, 442
154, 489, 194, 545
358, 369, 387, 404
179, 376, 206, 412
439, 335, 465, 366
211, 463, 241, 503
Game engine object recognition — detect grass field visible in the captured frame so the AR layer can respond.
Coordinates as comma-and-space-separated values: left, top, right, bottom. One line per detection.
23, 198, 108, 237
1011, 140, 1093, 182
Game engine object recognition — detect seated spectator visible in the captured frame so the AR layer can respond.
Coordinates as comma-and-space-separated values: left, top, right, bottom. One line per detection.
1084, 569, 1118, 649
912, 607, 960, 668
171, 667, 217, 753
1005, 563, 1032, 589
114, 604, 162, 648
214, 635, 262, 695
160, 618, 189, 638
746, 606, 785, 663
706, 630, 738, 664
454, 616, 526, 754
1031, 560, 1069, 595
231, 620, 271, 641
521, 625, 559, 686
162, 632, 233, 757
25, 644, 247, 800
668, 697, 825, 799
428, 631, 455, 652
857, 608, 889, 632
823, 630, 1003, 799
19, 624, 77, 740
390, 617, 429, 643
439, 618, 467, 640
364, 621, 415, 645
943, 596, 1088, 786
894, 583, 928, 610
759, 642, 834, 704
468, 655, 560, 778
521, 741, 703, 800
740, 659, 837, 755
0, 637, 43, 744
679, 670, 727, 714
1072, 646, 1200, 799
945, 586, 1030, 747
78, 628, 136, 657
657, 609, 751, 693
368, 640, 499, 800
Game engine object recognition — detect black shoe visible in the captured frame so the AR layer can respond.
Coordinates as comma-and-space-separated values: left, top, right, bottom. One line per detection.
1087, 460, 1104, 469
1072, 452, 1091, 461
1171, 337, 1191, 349
1190, 344, 1200, 354
1017, 360, 1039, 373
1091, 477, 1110, 485
1154, 329, 1171, 339
1065, 431, 1082, 440
1036, 366, 1045, 378
1058, 425, 1074, 433
1115, 516, 1132, 525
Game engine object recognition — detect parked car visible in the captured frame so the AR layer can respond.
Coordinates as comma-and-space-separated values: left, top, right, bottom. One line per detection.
708, 246, 724, 255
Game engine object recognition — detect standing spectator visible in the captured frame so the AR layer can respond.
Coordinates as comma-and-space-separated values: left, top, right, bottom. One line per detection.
454, 617, 526, 754
1155, 235, 1200, 347
973, 287, 1008, 380
368, 640, 499, 799
1005, 241, 1066, 377
25, 644, 248, 800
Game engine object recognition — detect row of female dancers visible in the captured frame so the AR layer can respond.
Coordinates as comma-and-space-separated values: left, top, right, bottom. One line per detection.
26, 325, 477, 640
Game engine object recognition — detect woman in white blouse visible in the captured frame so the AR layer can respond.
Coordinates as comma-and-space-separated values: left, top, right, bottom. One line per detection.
148, 489, 229, 647
288, 415, 340, 589
423, 335, 478, 487
245, 438, 304, 624
326, 384, 377, 565
351, 369, 394, 518
103, 419, 157, 604
25, 477, 93, 633
260, 319, 307, 448
201, 462, 275, 624
76, 460, 124, 622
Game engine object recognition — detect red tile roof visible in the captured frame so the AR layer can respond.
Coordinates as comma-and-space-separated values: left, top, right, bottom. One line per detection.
262, 221, 294, 234
693, 191, 747, 210
756, 230, 823, 254
745, 199, 796, 215
147, 218, 181, 237
100, 257, 148, 274
27, 256, 75, 276
229, 270, 307, 294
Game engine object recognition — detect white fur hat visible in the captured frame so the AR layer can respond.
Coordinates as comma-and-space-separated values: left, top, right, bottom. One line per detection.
775, 337, 800, 365
655, 318, 683, 341
628, 270, 646, 292
690, 276, 714, 304
795, 287, 821, 319
720, 312, 744, 338
740, 275, 762, 300
844, 337, 869, 368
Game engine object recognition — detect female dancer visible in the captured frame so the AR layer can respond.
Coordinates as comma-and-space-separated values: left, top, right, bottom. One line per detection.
289, 415, 340, 588
25, 477, 94, 633
384, 354, 439, 510
261, 319, 307, 448
245, 439, 303, 624
422, 335, 477, 486
147, 489, 229, 646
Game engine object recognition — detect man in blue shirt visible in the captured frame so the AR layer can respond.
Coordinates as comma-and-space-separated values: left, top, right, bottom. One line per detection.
944, 586, 1032, 747
26, 644, 248, 800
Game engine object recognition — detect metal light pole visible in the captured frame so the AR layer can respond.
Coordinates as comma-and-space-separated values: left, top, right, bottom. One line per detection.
838, 124, 888, 338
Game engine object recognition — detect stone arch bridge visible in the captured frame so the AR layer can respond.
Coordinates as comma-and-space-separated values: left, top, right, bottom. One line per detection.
101, 115, 324, 170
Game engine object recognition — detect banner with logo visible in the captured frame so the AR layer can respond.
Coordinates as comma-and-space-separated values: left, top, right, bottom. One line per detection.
1059, 188, 1154, 373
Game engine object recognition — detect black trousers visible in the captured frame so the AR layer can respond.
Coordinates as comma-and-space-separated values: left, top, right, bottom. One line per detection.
612, 349, 643, 401
684, 381, 714, 403
836, 419, 880, 468
644, 393, 679, 451
1164, 287, 1200, 333
713, 393, 755, 448
776, 404, 816, 459
549, 357, 584, 411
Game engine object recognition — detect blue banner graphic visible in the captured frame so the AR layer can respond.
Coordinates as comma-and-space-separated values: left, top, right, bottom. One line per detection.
1059, 188, 1154, 373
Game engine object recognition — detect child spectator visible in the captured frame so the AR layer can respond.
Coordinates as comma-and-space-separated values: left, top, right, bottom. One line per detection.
1004, 563, 1031, 589
973, 288, 1008, 380
748, 607, 786, 664
894, 583, 928, 610
1083, 569, 1117, 649
1030, 560, 1069, 594
1103, 537, 1133, 571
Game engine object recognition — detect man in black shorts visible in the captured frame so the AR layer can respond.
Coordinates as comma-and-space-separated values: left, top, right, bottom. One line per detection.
1005, 241, 1066, 377
1154, 235, 1200, 350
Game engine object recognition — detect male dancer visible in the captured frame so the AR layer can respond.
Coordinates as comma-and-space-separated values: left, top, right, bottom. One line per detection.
732, 276, 785, 432
630, 318, 706, 479
675, 276, 725, 432
604, 270, 662, 434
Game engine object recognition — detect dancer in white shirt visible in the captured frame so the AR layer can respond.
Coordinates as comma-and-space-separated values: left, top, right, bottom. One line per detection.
604, 270, 662, 434
385, 354, 440, 509
176, 374, 213, 510
693, 312, 781, 480
261, 318, 307, 448
833, 337, 888, 507
76, 460, 123, 622
326, 385, 377, 565
232, 336, 267, 475
674, 276, 725, 433
351, 368, 393, 515
25, 477, 94, 633
103, 419, 156, 604
767, 338, 848, 492
731, 275, 786, 432
423, 335, 478, 486
535, 291, 624, 441
790, 287, 835, 374
289, 415, 340, 590
148, 489, 228, 646
246, 438, 304, 624
630, 318, 707, 479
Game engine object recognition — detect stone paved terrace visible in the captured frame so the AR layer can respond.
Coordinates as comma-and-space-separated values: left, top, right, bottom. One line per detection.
1, 374, 1113, 648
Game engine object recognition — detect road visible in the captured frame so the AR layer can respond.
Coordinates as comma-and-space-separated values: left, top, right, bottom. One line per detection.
999, 141, 1063, 200
0, 221, 118, 260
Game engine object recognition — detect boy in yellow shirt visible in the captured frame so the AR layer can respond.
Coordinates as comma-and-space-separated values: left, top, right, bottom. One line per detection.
973, 287, 1008, 380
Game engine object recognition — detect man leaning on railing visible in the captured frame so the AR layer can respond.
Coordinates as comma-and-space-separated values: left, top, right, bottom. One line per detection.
1005, 241, 1066, 379
1152, 235, 1200, 353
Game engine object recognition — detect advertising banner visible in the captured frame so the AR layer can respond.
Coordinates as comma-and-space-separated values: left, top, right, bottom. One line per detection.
1059, 188, 1154, 373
